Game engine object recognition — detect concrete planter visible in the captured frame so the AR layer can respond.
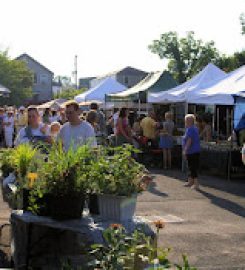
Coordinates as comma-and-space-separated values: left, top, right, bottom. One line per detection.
98, 194, 137, 222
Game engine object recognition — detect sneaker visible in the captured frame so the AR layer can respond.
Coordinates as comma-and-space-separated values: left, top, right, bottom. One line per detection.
184, 182, 194, 187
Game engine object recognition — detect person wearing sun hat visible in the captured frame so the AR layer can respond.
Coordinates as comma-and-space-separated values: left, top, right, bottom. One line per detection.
3, 108, 15, 147
15, 106, 27, 133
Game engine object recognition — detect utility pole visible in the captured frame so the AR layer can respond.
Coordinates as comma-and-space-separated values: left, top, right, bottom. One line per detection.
73, 55, 78, 89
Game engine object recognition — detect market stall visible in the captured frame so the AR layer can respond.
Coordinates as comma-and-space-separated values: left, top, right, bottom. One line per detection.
148, 63, 227, 129
107, 70, 177, 113
74, 77, 127, 104
0, 83, 10, 96
200, 141, 245, 180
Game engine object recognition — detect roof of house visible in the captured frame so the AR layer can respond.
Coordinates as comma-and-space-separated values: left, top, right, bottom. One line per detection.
16, 53, 54, 75
94, 66, 148, 80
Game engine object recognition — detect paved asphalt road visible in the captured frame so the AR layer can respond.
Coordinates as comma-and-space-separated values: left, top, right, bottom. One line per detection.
137, 170, 245, 270
0, 170, 244, 269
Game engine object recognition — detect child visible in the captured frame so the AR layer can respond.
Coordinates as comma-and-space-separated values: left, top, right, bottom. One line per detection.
50, 122, 61, 140
40, 122, 61, 141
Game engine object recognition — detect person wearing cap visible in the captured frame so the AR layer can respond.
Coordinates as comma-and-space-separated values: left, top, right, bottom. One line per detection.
3, 109, 15, 147
15, 106, 27, 133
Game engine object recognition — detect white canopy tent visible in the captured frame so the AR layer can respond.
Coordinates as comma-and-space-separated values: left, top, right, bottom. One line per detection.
74, 77, 127, 103
148, 63, 226, 104
0, 84, 10, 96
188, 65, 245, 105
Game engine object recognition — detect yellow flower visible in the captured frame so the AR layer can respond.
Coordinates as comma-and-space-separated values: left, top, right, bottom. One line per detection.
27, 172, 38, 188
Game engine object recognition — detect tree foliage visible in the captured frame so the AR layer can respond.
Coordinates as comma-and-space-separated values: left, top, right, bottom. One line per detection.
0, 51, 33, 106
217, 50, 245, 72
54, 75, 73, 89
148, 31, 220, 83
54, 88, 86, 100
240, 13, 245, 35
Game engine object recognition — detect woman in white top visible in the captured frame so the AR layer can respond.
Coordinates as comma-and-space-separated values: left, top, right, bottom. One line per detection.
15, 107, 52, 146
3, 109, 15, 147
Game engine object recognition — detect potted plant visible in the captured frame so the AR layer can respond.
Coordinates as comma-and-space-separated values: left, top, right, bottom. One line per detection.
90, 145, 152, 222
0, 148, 15, 178
29, 143, 95, 220
2, 144, 39, 210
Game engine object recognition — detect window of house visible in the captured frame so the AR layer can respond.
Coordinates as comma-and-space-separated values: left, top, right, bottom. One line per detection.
33, 73, 38, 84
40, 74, 48, 85
124, 76, 129, 85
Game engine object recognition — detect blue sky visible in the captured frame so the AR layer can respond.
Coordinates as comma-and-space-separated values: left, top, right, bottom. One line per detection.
0, 0, 244, 82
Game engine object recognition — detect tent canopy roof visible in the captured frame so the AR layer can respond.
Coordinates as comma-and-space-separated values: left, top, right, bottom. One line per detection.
148, 63, 226, 104
0, 84, 10, 95
38, 99, 67, 109
188, 65, 245, 105
107, 70, 177, 100
74, 77, 127, 103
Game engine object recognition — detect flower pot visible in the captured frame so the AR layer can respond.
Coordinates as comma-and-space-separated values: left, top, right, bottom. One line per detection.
88, 194, 100, 215
22, 188, 30, 211
98, 194, 137, 222
46, 193, 85, 220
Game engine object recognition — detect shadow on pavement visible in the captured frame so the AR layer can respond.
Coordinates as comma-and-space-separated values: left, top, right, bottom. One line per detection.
148, 181, 168, 197
197, 189, 245, 218
152, 168, 245, 198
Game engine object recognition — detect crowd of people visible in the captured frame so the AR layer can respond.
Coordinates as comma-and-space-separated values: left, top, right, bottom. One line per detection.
1, 101, 245, 190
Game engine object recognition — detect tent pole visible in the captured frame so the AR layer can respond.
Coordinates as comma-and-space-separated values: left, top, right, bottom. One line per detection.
217, 107, 220, 140
212, 105, 216, 137
226, 107, 229, 138
185, 102, 188, 115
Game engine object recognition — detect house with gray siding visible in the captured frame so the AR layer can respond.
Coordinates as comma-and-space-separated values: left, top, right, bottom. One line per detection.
16, 53, 54, 103
90, 66, 148, 89
79, 77, 95, 89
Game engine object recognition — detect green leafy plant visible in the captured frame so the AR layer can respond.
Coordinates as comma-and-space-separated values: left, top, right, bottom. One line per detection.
0, 148, 15, 177
87, 223, 197, 270
87, 224, 155, 270
89, 145, 149, 196
11, 144, 37, 181
28, 142, 96, 214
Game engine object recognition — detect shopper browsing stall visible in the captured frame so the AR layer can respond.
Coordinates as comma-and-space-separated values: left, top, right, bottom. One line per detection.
3, 109, 15, 147
140, 110, 157, 145
15, 107, 52, 146
183, 114, 201, 190
159, 111, 174, 169
58, 101, 97, 151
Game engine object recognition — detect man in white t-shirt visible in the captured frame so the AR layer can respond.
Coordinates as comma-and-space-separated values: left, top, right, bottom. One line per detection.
3, 109, 15, 147
58, 101, 97, 151
15, 107, 52, 146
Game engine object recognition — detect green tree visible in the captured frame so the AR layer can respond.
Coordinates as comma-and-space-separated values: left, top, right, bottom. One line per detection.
148, 31, 220, 83
217, 50, 245, 72
0, 51, 33, 106
240, 13, 245, 35
54, 75, 73, 89
54, 88, 86, 100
